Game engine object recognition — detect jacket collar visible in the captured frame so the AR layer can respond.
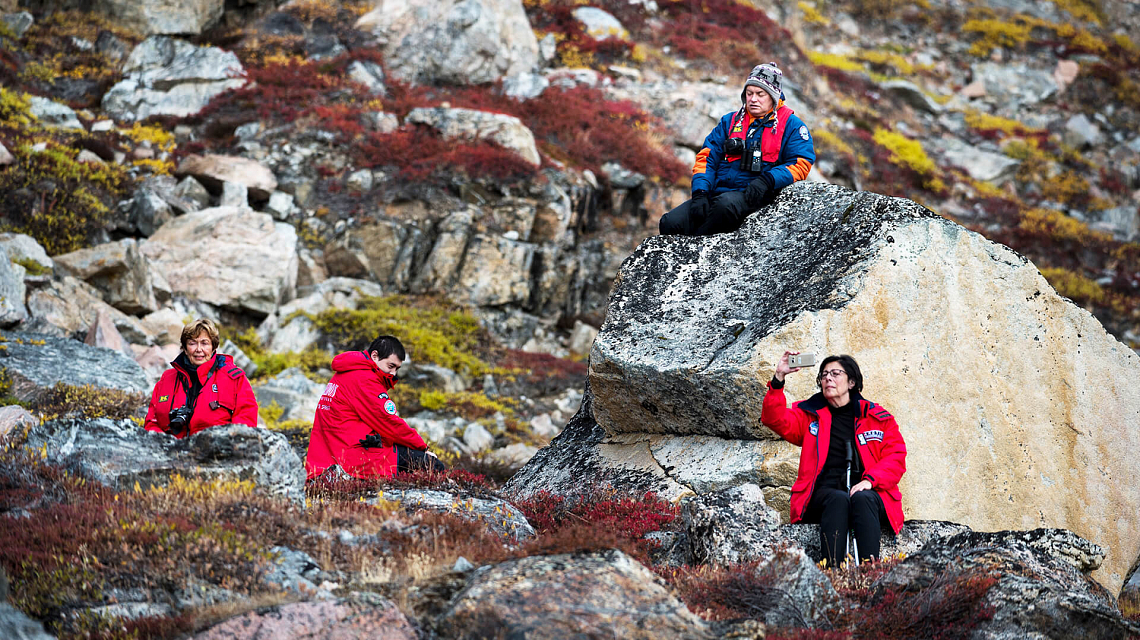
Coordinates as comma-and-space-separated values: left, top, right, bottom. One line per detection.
798, 390, 867, 417
172, 352, 226, 381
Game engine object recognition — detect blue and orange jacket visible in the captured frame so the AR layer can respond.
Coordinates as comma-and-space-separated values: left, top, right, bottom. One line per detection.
691, 98, 816, 196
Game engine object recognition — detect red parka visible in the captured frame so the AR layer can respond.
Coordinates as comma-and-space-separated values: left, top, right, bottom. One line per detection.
144, 352, 259, 437
305, 351, 428, 480
761, 383, 908, 533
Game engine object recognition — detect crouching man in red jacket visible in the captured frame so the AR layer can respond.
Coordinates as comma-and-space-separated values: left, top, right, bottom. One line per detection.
761, 352, 907, 566
145, 318, 259, 438
305, 335, 444, 480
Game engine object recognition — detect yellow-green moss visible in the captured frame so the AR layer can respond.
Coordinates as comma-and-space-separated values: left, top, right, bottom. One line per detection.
30, 383, 146, 421
1050, 0, 1103, 25
122, 122, 176, 154
964, 110, 1042, 136
854, 49, 915, 76
0, 87, 33, 128
419, 390, 515, 417
808, 51, 864, 73
813, 129, 855, 157
872, 128, 936, 176
12, 257, 50, 276
1019, 208, 1110, 244
799, 1, 829, 25
224, 327, 330, 381
1040, 267, 1105, 304
961, 17, 1035, 56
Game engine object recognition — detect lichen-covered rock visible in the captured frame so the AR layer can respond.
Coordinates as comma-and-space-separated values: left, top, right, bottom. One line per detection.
579, 181, 1140, 592
355, 0, 538, 86
92, 0, 223, 36
683, 483, 783, 566
0, 233, 52, 273
751, 547, 844, 629
140, 207, 297, 316
102, 36, 245, 121
368, 487, 535, 541
779, 519, 973, 564
24, 419, 305, 504
0, 331, 148, 401
436, 550, 713, 639
874, 529, 1140, 639
191, 594, 417, 640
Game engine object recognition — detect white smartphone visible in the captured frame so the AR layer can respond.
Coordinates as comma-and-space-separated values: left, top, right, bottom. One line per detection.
787, 353, 816, 369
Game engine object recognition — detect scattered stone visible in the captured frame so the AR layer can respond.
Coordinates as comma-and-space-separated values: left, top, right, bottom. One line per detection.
881, 79, 945, 114
0, 141, 13, 166
602, 161, 645, 189
750, 547, 843, 628
401, 363, 468, 393
346, 169, 373, 192
177, 154, 278, 199
528, 413, 560, 438
139, 308, 184, 346
102, 36, 246, 121
502, 72, 549, 101
129, 189, 174, 237
931, 136, 1021, 183
252, 367, 324, 426
545, 67, 611, 90
436, 550, 713, 638
1092, 206, 1139, 241
265, 191, 297, 220
970, 62, 1057, 110
961, 79, 986, 98
140, 207, 298, 316
83, 308, 132, 358
1, 11, 33, 38
406, 107, 541, 166
175, 176, 212, 209
26, 420, 305, 504
347, 60, 386, 95
370, 111, 400, 134
258, 277, 383, 352
190, 596, 417, 640
1054, 58, 1080, 93
76, 150, 104, 165
0, 405, 36, 440
54, 239, 160, 314
0, 246, 28, 327
0, 331, 148, 401
567, 320, 598, 355
90, 0, 223, 36
369, 488, 535, 540
1064, 113, 1104, 149
462, 422, 494, 452
453, 557, 475, 572
684, 484, 783, 566
0, 601, 54, 640
572, 7, 629, 40
26, 96, 85, 130
488, 442, 538, 468
94, 29, 129, 63
451, 234, 535, 306
355, 0, 539, 86
220, 180, 249, 207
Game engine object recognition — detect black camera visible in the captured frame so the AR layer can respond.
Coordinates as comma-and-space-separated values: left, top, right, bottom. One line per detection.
168, 405, 192, 436
724, 137, 744, 158
359, 434, 385, 449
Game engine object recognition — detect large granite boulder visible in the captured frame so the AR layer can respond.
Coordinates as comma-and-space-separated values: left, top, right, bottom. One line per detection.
874, 529, 1140, 638
435, 550, 713, 638
355, 0, 539, 86
102, 36, 246, 121
0, 331, 148, 401
24, 276, 150, 343
509, 182, 1140, 593
24, 419, 305, 504
53, 239, 161, 314
92, 0, 223, 36
140, 207, 297, 316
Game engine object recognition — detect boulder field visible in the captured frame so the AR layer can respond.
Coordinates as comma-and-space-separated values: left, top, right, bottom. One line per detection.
507, 181, 1140, 594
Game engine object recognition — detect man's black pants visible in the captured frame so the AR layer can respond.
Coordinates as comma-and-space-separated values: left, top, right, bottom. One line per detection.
395, 444, 446, 473
659, 191, 753, 236
802, 487, 888, 566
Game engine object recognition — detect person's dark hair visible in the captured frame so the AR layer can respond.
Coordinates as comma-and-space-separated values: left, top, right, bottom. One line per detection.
368, 335, 406, 362
817, 354, 863, 393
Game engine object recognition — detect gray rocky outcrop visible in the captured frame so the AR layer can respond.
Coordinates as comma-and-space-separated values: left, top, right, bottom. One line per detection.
572, 7, 629, 41
969, 62, 1058, 112
24, 276, 150, 343
0, 601, 54, 640
176, 154, 278, 200
92, 0, 223, 36
1, 11, 33, 38
0, 331, 148, 401
683, 483, 783, 566
874, 528, 1140, 639
0, 246, 28, 327
191, 594, 417, 639
780, 519, 972, 564
510, 181, 1140, 592
406, 107, 541, 166
257, 277, 383, 353
0, 234, 50, 274
25, 419, 305, 504
252, 367, 324, 426
53, 239, 161, 314
435, 550, 713, 638
140, 207, 297, 316
355, 0, 539, 86
367, 488, 536, 541
102, 36, 246, 121
930, 136, 1020, 184
26, 96, 84, 130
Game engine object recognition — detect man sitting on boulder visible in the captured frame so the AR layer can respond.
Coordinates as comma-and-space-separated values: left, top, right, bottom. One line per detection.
305, 335, 444, 480
761, 352, 907, 566
660, 62, 816, 236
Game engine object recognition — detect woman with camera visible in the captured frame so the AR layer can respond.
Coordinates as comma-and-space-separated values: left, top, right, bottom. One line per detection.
761, 352, 907, 566
144, 318, 259, 438
659, 62, 816, 236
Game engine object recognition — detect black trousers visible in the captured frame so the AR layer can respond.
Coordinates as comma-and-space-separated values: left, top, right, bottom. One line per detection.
395, 444, 446, 473
802, 486, 887, 566
659, 190, 753, 236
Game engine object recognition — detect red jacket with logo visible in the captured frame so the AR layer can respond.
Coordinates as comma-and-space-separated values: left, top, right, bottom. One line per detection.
305, 351, 427, 480
761, 383, 907, 533
144, 352, 259, 437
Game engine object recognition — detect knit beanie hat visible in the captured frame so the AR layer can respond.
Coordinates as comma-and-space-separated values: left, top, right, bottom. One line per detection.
741, 62, 783, 105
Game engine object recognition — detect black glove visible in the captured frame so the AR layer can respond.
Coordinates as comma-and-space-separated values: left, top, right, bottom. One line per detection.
359, 434, 385, 449
744, 174, 773, 209
689, 190, 709, 222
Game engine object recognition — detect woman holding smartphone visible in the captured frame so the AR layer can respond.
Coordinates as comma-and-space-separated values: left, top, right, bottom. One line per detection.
761, 352, 908, 566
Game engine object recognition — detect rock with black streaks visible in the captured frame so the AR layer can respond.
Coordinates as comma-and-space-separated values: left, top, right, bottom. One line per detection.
512, 181, 1140, 592
683, 483, 783, 566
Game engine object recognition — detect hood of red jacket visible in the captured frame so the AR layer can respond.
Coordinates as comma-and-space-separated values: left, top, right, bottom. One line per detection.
331, 350, 397, 388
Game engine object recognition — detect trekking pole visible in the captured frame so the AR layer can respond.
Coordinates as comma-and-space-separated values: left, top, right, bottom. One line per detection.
845, 440, 860, 564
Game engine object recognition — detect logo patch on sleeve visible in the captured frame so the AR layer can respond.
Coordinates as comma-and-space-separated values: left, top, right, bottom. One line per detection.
857, 430, 884, 445
212, 383, 218, 393
799, 125, 810, 141
158, 395, 169, 402
384, 400, 397, 415
378, 393, 389, 400
808, 421, 819, 436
